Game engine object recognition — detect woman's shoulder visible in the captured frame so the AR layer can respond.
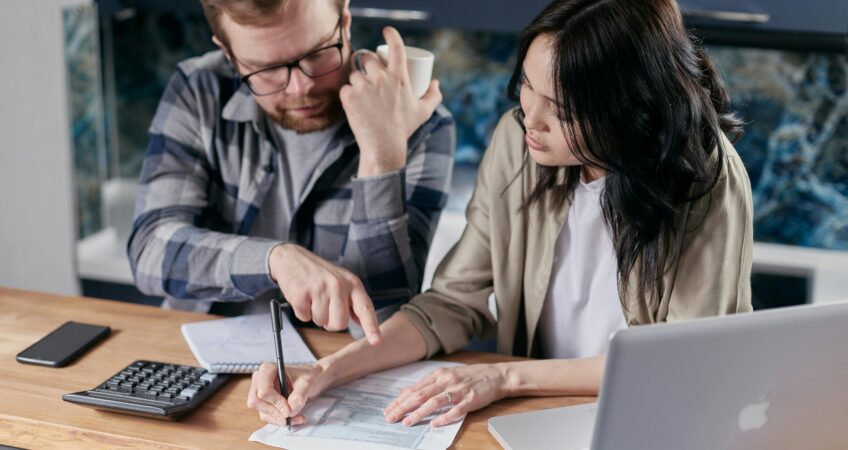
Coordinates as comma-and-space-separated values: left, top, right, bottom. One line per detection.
480, 108, 529, 176
715, 134, 750, 190
685, 133, 752, 228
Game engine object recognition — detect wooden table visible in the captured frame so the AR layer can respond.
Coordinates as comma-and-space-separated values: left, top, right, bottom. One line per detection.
0, 288, 594, 449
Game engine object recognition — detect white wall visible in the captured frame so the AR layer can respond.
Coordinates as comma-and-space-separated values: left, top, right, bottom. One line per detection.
0, 0, 90, 295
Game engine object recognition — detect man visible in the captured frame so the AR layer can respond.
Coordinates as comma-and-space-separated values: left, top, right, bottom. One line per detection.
128, 0, 455, 344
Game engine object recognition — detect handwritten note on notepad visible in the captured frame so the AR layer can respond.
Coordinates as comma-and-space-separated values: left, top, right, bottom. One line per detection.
181, 313, 317, 373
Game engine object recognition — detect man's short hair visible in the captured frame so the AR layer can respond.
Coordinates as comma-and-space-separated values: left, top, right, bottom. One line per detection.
200, 0, 345, 48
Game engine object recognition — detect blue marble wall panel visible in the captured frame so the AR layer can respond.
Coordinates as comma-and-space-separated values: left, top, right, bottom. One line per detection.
707, 48, 848, 250
64, 4, 105, 239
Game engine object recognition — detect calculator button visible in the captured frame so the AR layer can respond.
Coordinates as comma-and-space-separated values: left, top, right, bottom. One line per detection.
199, 373, 218, 383
178, 388, 198, 400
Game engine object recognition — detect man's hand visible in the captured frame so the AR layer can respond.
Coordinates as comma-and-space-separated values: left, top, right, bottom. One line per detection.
269, 244, 382, 345
340, 26, 443, 177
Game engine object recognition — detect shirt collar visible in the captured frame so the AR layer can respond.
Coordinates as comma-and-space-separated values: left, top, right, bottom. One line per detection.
222, 83, 263, 123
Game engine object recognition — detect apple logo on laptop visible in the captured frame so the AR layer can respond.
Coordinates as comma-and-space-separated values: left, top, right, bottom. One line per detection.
738, 399, 770, 431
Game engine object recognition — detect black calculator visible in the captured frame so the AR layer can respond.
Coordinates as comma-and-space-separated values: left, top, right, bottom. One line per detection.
63, 360, 230, 420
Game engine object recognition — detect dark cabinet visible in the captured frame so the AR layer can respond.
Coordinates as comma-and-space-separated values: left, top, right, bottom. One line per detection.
350, 0, 847, 36
348, 0, 549, 33
679, 0, 847, 35
98, 0, 847, 37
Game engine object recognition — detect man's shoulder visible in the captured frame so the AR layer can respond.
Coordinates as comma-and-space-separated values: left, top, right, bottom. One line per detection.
176, 49, 233, 81
165, 49, 242, 108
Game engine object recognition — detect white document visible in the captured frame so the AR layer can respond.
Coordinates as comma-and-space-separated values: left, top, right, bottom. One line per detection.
181, 313, 316, 373
249, 360, 465, 450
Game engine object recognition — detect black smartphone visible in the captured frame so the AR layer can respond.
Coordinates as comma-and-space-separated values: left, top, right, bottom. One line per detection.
16, 321, 111, 367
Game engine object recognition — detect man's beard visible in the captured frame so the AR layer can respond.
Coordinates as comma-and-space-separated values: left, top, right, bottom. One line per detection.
262, 91, 344, 133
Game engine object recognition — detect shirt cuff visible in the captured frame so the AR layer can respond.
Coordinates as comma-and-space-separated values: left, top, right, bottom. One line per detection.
398, 306, 444, 359
351, 169, 406, 223
229, 238, 283, 297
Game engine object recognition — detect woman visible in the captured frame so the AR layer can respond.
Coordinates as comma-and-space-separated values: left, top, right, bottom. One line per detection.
248, 0, 753, 428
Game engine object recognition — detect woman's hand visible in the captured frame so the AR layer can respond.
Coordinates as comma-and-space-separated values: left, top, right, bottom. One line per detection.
383, 364, 509, 427
246, 362, 336, 426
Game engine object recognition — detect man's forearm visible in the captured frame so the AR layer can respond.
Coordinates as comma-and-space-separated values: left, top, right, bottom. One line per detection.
343, 170, 422, 303
129, 217, 281, 301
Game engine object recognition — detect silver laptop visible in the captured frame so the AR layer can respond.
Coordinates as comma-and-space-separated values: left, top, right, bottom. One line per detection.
489, 301, 848, 450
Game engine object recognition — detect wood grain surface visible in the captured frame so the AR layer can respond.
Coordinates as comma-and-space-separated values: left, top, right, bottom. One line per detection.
0, 287, 594, 449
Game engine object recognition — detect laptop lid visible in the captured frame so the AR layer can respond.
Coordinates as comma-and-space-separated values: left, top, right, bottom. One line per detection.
592, 301, 848, 450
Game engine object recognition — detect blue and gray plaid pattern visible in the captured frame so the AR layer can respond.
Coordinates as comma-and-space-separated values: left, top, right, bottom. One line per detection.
128, 50, 455, 312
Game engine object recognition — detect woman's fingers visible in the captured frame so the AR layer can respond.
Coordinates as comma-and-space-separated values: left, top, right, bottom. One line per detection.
259, 411, 308, 427
430, 400, 471, 427
385, 381, 448, 423
401, 390, 453, 426
256, 379, 292, 417
290, 415, 308, 426
248, 363, 311, 426
386, 380, 429, 413
385, 378, 434, 416
259, 411, 287, 427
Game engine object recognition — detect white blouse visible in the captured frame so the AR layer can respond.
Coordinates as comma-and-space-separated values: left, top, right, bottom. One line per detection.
537, 176, 627, 359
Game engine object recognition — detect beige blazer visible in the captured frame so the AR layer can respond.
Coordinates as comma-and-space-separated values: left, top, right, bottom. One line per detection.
399, 110, 754, 358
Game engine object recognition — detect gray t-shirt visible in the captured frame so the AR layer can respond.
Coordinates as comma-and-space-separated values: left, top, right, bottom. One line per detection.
250, 121, 344, 240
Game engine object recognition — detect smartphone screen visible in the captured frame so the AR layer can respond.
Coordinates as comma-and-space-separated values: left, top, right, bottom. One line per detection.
16, 321, 111, 367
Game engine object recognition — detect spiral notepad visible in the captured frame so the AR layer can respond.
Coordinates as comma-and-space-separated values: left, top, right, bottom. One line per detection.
181, 313, 317, 373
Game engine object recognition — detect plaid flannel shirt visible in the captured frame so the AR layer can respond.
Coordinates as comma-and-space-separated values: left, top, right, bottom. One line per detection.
128, 50, 455, 313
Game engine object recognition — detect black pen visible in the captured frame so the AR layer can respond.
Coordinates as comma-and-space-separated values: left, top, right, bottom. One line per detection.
269, 299, 291, 431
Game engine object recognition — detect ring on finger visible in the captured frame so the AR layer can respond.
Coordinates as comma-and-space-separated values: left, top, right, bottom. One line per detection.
443, 391, 452, 406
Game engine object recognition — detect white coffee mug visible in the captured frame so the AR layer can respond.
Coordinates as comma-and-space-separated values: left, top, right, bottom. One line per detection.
354, 45, 434, 98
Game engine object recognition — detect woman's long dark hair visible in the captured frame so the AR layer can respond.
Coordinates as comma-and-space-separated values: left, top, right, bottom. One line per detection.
508, 0, 743, 309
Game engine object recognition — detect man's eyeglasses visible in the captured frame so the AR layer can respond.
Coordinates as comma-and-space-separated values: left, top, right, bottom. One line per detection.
238, 15, 345, 96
